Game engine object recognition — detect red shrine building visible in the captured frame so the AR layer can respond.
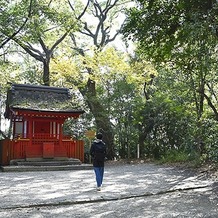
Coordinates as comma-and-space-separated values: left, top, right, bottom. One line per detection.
0, 84, 85, 166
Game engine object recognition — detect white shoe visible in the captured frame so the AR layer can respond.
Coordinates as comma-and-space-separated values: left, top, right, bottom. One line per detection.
97, 187, 101, 191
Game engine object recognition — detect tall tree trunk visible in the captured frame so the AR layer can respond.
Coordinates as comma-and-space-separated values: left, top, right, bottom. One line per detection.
138, 80, 155, 158
138, 116, 155, 158
189, 69, 206, 154
43, 59, 50, 86
68, 0, 124, 159
81, 78, 114, 159
138, 126, 147, 158
203, 92, 218, 121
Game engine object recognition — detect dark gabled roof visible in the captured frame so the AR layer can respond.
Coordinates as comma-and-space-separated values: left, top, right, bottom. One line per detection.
5, 84, 84, 118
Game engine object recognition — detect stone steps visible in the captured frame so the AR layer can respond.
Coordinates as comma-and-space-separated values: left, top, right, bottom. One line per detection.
1, 164, 93, 172
14, 159, 81, 166
0, 158, 92, 172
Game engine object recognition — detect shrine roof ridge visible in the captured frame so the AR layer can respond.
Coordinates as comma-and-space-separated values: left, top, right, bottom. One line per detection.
11, 106, 85, 114
11, 83, 69, 94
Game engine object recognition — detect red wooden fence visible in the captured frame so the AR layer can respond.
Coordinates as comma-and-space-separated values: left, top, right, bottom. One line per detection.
63, 140, 84, 162
0, 138, 84, 166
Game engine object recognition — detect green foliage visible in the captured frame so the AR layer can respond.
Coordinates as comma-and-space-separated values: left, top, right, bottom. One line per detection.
24, 0, 77, 43
160, 150, 190, 163
142, 95, 193, 158
159, 149, 201, 166
123, 0, 218, 61
108, 78, 140, 158
122, 0, 218, 165
201, 119, 218, 163
0, 0, 30, 46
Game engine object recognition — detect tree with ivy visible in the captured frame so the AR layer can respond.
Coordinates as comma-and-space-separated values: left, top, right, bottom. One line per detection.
52, 0, 130, 159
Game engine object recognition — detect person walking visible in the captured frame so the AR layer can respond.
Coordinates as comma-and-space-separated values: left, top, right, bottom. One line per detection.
90, 133, 107, 191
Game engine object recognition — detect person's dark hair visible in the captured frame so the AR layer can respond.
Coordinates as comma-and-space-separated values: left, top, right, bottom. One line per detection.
96, 133, 103, 139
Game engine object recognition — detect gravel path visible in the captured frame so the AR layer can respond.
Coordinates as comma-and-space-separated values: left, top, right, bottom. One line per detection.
0, 162, 217, 217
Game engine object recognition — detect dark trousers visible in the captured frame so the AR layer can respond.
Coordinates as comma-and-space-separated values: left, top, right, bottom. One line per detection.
94, 167, 104, 187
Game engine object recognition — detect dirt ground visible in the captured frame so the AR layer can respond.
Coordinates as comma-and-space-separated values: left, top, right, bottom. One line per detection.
0, 160, 217, 218
107, 158, 218, 179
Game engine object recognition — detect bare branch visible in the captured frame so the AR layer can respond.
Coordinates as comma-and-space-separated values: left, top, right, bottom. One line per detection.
71, 0, 123, 50
48, 0, 53, 7
68, 0, 90, 20
206, 83, 218, 102
16, 40, 44, 62
203, 92, 218, 121
39, 38, 47, 53
25, 42, 44, 56
78, 0, 90, 20
105, 30, 120, 44
81, 22, 95, 37
69, 33, 77, 47
50, 31, 70, 51
103, 0, 119, 15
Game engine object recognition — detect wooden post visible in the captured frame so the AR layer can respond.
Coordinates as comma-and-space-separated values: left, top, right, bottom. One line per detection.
137, 144, 140, 159
29, 118, 33, 147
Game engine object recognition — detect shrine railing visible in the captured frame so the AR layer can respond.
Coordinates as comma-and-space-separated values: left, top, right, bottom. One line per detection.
14, 133, 73, 140
0, 136, 84, 165
63, 140, 84, 162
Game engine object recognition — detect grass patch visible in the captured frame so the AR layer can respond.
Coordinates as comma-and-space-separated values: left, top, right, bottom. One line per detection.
159, 150, 201, 167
